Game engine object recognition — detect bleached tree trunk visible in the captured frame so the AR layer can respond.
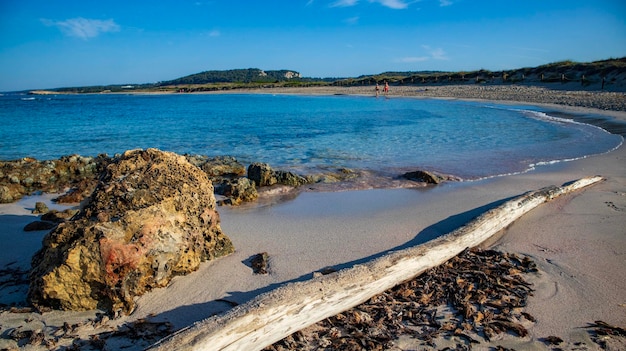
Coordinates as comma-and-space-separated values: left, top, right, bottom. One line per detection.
148, 176, 603, 351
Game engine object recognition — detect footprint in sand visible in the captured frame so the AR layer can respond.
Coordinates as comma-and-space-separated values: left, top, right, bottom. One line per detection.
605, 201, 625, 212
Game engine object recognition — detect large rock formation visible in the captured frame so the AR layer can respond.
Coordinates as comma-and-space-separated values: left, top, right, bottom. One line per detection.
28, 149, 234, 314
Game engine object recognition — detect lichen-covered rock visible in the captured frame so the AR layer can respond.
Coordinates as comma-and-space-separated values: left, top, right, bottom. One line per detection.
186, 155, 246, 180
28, 148, 234, 314
215, 178, 258, 205
274, 170, 307, 187
0, 155, 109, 203
248, 162, 276, 187
247, 163, 308, 188
53, 178, 99, 204
0, 185, 14, 203
187, 155, 259, 205
32, 202, 49, 214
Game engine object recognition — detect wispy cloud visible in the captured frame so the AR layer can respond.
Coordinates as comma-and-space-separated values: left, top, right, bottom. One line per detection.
422, 45, 449, 60
373, 0, 411, 10
439, 0, 453, 6
330, 0, 412, 9
398, 45, 449, 63
208, 30, 221, 37
398, 56, 429, 63
42, 17, 120, 39
344, 16, 360, 25
330, 0, 358, 7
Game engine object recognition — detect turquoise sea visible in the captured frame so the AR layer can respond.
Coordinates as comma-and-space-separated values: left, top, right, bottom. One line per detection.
0, 93, 622, 180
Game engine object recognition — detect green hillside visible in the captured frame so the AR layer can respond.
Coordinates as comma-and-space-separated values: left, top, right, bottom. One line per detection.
158, 68, 302, 85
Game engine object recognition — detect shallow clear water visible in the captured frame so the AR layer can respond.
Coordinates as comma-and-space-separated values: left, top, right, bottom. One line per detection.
0, 93, 622, 179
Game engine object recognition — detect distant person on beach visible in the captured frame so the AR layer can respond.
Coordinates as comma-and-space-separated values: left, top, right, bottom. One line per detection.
375, 83, 380, 97
384, 81, 389, 94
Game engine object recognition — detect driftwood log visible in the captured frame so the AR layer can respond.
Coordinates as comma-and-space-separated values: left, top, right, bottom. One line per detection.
149, 176, 603, 351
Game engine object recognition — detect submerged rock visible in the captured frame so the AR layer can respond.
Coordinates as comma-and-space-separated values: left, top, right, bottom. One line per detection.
402, 170, 452, 184
28, 148, 234, 314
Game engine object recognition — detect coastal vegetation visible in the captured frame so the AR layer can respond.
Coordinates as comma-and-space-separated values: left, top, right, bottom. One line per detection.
335, 57, 626, 88
27, 57, 625, 94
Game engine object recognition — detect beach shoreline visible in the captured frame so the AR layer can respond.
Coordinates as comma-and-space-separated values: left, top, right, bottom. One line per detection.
190, 84, 626, 112
1, 86, 625, 350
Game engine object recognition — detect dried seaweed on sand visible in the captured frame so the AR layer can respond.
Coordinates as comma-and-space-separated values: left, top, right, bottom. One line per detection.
265, 248, 537, 350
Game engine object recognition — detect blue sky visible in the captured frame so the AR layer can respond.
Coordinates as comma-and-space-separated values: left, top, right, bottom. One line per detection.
1, 0, 625, 91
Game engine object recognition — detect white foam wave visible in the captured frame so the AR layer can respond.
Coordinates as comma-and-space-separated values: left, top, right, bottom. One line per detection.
471, 105, 625, 182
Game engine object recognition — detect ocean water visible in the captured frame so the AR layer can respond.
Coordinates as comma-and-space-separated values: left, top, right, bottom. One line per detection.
0, 93, 622, 180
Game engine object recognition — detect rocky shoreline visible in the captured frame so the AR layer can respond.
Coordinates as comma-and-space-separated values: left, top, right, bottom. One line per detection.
0, 152, 450, 209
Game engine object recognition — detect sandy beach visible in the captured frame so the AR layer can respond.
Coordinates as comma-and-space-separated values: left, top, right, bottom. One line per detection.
1, 85, 625, 350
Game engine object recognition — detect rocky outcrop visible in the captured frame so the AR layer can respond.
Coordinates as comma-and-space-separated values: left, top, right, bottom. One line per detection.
28, 149, 234, 314
32, 202, 49, 214
247, 163, 308, 187
0, 153, 262, 206
24, 208, 79, 232
215, 178, 258, 206
247, 162, 274, 187
185, 155, 246, 180
275, 170, 309, 187
0, 155, 109, 203
186, 155, 257, 205
402, 170, 456, 184
0, 152, 364, 207
54, 178, 99, 204
40, 209, 79, 223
